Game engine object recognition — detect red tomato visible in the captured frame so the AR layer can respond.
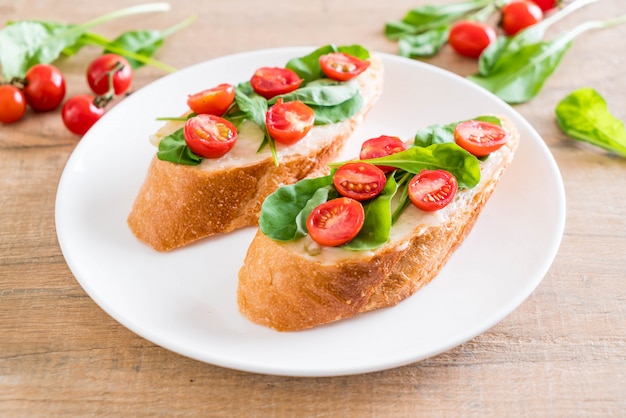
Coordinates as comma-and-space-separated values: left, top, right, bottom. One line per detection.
531, 0, 558, 12
23, 64, 66, 111
333, 162, 387, 202
184, 114, 238, 158
359, 135, 407, 172
187, 83, 235, 116
408, 170, 458, 212
0, 84, 27, 123
87, 54, 133, 96
319, 52, 370, 82
61, 95, 105, 135
453, 120, 509, 157
266, 98, 315, 145
306, 197, 365, 247
501, 0, 543, 36
448, 20, 497, 58
250, 67, 303, 99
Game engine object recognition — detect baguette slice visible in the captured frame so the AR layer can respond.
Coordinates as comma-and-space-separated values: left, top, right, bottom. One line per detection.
127, 55, 383, 251
237, 116, 520, 331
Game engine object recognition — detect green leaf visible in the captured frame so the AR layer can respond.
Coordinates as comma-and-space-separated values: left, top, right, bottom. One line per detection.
398, 26, 450, 58
555, 87, 626, 157
285, 44, 369, 83
414, 115, 502, 147
308, 92, 363, 125
358, 143, 481, 189
343, 175, 398, 250
259, 175, 334, 241
294, 186, 337, 237
105, 30, 164, 69
270, 79, 359, 107
156, 128, 202, 165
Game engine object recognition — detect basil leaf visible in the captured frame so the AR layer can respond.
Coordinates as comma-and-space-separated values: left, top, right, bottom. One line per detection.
270, 79, 359, 107
309, 92, 363, 125
360, 144, 481, 188
259, 175, 334, 241
414, 116, 502, 147
398, 26, 450, 58
343, 175, 398, 250
156, 128, 202, 166
555, 88, 626, 158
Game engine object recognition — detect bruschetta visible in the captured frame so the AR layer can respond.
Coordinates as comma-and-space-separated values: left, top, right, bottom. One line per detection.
128, 45, 383, 251
237, 115, 520, 331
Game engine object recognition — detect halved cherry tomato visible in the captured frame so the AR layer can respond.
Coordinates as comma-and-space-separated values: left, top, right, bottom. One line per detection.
250, 67, 303, 99
453, 120, 509, 157
187, 83, 235, 116
408, 170, 458, 212
501, 0, 543, 36
319, 52, 370, 82
0, 84, 27, 123
23, 64, 66, 111
359, 135, 407, 172
184, 114, 238, 158
448, 20, 497, 58
266, 98, 315, 145
333, 162, 387, 202
306, 197, 365, 247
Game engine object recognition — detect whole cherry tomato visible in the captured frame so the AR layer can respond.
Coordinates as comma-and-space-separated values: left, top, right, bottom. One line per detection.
266, 98, 315, 145
531, 0, 558, 12
319, 52, 370, 81
453, 120, 510, 157
250, 67, 303, 99
187, 83, 235, 116
333, 162, 387, 201
306, 197, 365, 247
0, 84, 27, 123
61, 95, 105, 135
359, 135, 407, 172
23, 64, 66, 112
501, 0, 543, 36
87, 54, 133, 96
408, 169, 458, 212
184, 114, 238, 158
448, 20, 497, 58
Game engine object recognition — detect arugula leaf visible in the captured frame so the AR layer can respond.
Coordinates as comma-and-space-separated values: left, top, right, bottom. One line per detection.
343, 175, 398, 250
357, 143, 481, 189
0, 3, 172, 79
556, 87, 626, 158
156, 128, 202, 165
414, 115, 502, 147
259, 175, 334, 241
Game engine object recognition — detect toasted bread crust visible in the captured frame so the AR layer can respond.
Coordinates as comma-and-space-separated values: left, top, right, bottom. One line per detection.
237, 116, 519, 331
128, 55, 383, 251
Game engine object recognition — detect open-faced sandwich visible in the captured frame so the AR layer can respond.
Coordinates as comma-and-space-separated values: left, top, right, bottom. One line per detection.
128, 45, 383, 251
237, 115, 520, 331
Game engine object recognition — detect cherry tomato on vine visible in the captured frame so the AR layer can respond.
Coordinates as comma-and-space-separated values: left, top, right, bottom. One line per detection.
333, 162, 387, 202
453, 120, 509, 157
266, 98, 315, 145
250, 67, 303, 99
501, 0, 543, 36
359, 135, 407, 172
0, 85, 27, 123
448, 20, 497, 58
23, 64, 66, 112
184, 114, 238, 158
319, 52, 370, 82
187, 83, 235, 116
530, 0, 558, 12
408, 170, 458, 212
87, 54, 133, 96
61, 95, 105, 135
306, 197, 365, 247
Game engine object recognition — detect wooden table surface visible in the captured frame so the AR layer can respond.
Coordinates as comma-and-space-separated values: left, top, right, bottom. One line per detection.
2, 0, 625, 416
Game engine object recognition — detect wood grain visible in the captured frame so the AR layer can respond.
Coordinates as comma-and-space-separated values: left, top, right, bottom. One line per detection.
1, 0, 625, 416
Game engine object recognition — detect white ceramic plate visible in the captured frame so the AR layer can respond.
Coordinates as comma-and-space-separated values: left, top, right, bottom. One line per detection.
55, 47, 565, 377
